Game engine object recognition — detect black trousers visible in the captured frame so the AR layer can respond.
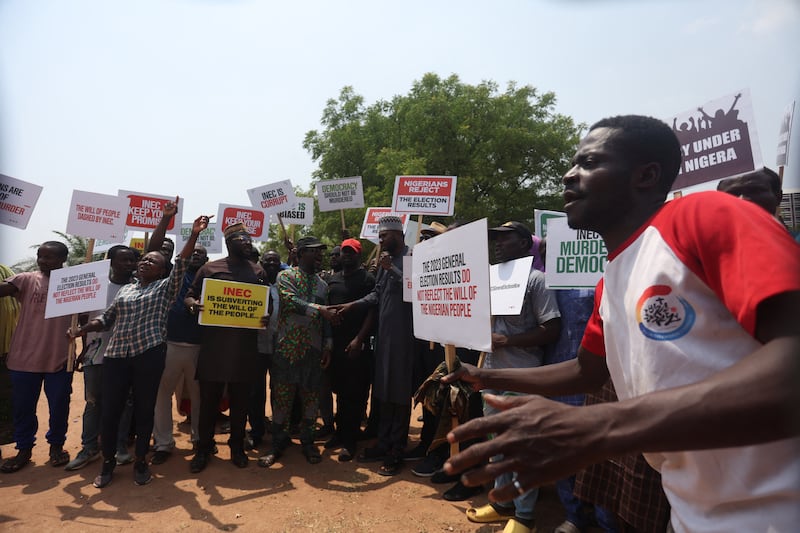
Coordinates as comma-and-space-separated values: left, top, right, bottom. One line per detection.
376, 400, 411, 457
101, 344, 166, 460
197, 380, 250, 453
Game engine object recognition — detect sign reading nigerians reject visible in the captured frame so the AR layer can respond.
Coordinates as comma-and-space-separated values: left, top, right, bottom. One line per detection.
411, 218, 491, 353
198, 278, 268, 329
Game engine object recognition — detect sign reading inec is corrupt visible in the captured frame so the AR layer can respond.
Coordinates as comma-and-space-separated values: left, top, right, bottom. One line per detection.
246, 179, 298, 216
411, 218, 491, 353
544, 216, 607, 289
668, 89, 762, 195
392, 175, 456, 216
316, 177, 364, 212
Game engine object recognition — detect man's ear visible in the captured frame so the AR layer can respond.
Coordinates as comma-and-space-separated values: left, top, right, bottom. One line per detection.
634, 162, 662, 191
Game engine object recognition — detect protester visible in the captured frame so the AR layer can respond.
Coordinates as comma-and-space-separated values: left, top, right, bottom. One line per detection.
64, 245, 138, 471
70, 200, 207, 487
323, 238, 375, 462
0, 241, 73, 473
334, 215, 415, 477
444, 115, 800, 532
465, 221, 561, 533
245, 249, 282, 451
258, 236, 334, 467
185, 222, 267, 473
717, 166, 786, 226
150, 244, 209, 465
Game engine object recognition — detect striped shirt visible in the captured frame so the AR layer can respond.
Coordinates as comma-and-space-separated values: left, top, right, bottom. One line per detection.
98, 257, 186, 358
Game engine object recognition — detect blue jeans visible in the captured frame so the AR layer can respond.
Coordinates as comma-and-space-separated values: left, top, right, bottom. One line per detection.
556, 475, 619, 532
81, 364, 134, 453
10, 369, 73, 450
483, 390, 537, 521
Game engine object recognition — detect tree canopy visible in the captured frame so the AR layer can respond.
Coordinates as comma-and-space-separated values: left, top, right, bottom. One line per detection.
303, 73, 582, 244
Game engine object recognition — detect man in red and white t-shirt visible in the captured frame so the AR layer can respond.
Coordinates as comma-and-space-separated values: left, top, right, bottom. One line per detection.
444, 115, 800, 533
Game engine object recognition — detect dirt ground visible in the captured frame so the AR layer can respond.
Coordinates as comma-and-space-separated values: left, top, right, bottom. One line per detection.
0, 374, 573, 533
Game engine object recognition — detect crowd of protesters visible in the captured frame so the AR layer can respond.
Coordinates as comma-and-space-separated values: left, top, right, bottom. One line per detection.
1, 115, 798, 533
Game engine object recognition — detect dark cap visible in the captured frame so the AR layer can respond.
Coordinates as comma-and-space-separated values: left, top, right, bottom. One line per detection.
488, 221, 533, 243
223, 222, 249, 240
340, 238, 362, 254
296, 236, 327, 250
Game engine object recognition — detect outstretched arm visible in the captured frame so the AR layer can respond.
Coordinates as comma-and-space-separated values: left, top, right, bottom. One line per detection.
444, 291, 800, 503
146, 196, 179, 253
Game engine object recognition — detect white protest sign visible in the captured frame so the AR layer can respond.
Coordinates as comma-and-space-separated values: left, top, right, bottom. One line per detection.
544, 217, 607, 289
359, 207, 409, 243
403, 255, 413, 302
0, 174, 43, 230
777, 101, 794, 167
316, 176, 364, 212
216, 204, 267, 242
490, 256, 533, 315
45, 260, 110, 319
392, 175, 456, 215
94, 233, 128, 254
247, 179, 297, 216
534, 209, 565, 238
668, 89, 762, 194
180, 222, 221, 254
118, 190, 183, 233
270, 197, 314, 226
412, 218, 491, 352
66, 190, 129, 241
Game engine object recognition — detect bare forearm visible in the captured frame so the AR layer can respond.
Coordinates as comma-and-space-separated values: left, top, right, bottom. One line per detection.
480, 353, 608, 396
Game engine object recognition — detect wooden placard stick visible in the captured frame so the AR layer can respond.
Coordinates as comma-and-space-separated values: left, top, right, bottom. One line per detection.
444, 343, 460, 458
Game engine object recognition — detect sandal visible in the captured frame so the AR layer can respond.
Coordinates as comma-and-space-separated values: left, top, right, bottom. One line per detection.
0, 449, 32, 474
302, 444, 322, 465
466, 503, 515, 523
49, 447, 70, 467
378, 457, 402, 477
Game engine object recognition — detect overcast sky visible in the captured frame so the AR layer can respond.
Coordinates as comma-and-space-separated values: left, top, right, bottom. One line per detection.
1, 0, 798, 265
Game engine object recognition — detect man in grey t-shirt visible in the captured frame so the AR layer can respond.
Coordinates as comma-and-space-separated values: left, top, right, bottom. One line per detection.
466, 221, 561, 533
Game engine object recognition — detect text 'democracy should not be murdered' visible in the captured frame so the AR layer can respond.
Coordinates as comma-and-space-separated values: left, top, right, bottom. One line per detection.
412, 218, 491, 352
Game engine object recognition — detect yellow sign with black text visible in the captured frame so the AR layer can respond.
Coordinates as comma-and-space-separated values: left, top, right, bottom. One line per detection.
198, 278, 268, 329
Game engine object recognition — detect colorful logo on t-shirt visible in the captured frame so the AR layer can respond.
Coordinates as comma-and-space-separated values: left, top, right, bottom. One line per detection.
636, 285, 695, 341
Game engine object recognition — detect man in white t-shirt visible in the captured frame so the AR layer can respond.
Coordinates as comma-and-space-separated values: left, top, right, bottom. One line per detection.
444, 115, 800, 533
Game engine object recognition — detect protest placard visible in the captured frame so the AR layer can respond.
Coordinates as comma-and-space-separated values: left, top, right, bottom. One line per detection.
411, 218, 491, 352
534, 209, 565, 238
392, 175, 456, 216
119, 190, 183, 232
180, 222, 221, 254
359, 208, 409, 242
94, 234, 128, 255
45, 260, 110, 319
270, 197, 314, 226
544, 217, 607, 289
0, 174, 43, 230
198, 278, 268, 329
316, 176, 364, 212
246, 179, 297, 216
668, 89, 762, 193
490, 256, 533, 315
777, 101, 794, 167
216, 204, 266, 241
66, 190, 129, 241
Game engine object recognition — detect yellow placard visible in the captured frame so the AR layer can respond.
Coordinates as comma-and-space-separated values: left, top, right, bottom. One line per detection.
198, 278, 268, 329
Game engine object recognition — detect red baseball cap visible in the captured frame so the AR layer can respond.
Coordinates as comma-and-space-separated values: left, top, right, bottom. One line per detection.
340, 238, 362, 254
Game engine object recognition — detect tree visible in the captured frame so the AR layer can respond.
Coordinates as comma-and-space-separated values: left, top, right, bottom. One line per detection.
303, 73, 582, 242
